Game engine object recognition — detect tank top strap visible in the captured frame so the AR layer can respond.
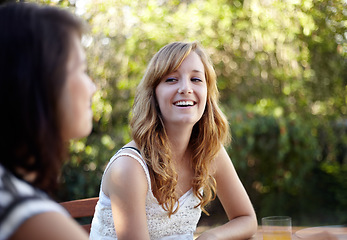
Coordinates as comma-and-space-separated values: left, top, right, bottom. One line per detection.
103, 147, 152, 191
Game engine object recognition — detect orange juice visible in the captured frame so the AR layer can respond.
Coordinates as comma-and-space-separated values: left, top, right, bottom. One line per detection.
263, 231, 292, 240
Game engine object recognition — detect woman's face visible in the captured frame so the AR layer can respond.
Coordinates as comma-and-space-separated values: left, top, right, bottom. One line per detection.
59, 34, 96, 141
155, 51, 207, 128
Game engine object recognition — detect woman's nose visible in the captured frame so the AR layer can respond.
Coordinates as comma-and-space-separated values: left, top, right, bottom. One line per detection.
177, 78, 193, 94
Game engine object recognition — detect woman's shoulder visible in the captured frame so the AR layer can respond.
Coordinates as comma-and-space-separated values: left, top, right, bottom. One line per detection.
107, 151, 145, 180
0, 164, 69, 240
110, 141, 144, 170
119, 141, 142, 156
103, 154, 149, 200
103, 141, 150, 196
104, 141, 142, 174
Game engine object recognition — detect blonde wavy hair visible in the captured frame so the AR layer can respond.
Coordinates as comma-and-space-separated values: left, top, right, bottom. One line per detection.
130, 41, 230, 216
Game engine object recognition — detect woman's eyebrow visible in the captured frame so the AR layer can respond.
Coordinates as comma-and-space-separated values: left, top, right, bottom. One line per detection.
170, 69, 204, 74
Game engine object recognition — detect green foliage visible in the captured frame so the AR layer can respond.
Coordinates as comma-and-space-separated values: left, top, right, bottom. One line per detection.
34, 0, 346, 225
226, 109, 347, 225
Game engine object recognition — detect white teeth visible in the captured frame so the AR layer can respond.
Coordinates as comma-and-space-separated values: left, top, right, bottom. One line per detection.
175, 101, 194, 106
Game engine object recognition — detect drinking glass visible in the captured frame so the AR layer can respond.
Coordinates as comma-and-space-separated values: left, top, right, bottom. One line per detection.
262, 216, 292, 240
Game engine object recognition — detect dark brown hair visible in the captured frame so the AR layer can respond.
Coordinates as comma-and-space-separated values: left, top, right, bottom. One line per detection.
0, 3, 84, 193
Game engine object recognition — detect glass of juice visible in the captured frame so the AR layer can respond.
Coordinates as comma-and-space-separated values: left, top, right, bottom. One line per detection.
262, 216, 292, 240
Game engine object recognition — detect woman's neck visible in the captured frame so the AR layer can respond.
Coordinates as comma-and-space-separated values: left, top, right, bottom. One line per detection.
165, 124, 193, 163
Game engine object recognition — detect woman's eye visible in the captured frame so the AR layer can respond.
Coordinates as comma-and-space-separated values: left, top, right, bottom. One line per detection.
191, 78, 202, 82
165, 78, 177, 82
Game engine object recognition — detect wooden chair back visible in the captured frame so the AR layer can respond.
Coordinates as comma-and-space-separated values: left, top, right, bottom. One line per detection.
60, 197, 99, 233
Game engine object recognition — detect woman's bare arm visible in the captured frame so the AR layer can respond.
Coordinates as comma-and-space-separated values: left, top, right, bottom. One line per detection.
9, 212, 89, 240
197, 147, 258, 240
103, 153, 150, 240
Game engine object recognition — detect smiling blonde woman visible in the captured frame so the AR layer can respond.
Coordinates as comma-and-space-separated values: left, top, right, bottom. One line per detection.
90, 42, 257, 240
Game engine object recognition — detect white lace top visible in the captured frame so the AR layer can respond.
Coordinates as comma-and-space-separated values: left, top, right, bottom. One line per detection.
89, 147, 202, 240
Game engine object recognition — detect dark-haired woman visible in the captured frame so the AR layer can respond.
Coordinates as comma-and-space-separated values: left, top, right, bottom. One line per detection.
0, 3, 96, 240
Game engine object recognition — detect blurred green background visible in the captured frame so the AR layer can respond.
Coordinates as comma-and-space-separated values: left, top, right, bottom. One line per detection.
12, 0, 347, 227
